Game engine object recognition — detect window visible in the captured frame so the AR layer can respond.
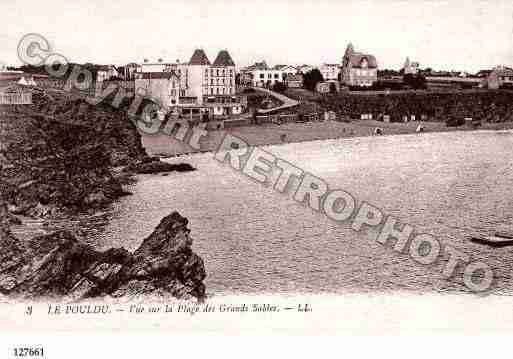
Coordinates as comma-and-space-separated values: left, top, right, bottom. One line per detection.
211, 69, 214, 76
222, 69, 225, 76
260, 73, 264, 79
230, 69, 233, 76
210, 87, 213, 95
216, 87, 219, 94
211, 79, 214, 85
222, 78, 225, 85
205, 69, 208, 76
217, 69, 220, 76
222, 87, 225, 94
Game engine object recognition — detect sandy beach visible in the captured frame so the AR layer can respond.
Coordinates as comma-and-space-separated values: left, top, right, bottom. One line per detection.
142, 119, 513, 157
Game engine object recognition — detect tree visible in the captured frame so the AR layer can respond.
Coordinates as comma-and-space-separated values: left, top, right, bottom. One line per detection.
272, 81, 287, 93
378, 69, 401, 77
403, 73, 427, 90
303, 69, 324, 91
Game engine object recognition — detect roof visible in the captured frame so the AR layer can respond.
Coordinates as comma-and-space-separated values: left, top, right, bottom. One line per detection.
213, 50, 235, 66
286, 74, 303, 82
346, 53, 378, 69
189, 49, 211, 65
135, 71, 179, 80
244, 61, 268, 71
273, 65, 287, 70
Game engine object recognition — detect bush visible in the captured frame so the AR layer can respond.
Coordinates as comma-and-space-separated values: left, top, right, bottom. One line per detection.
272, 81, 287, 93
303, 69, 324, 91
446, 117, 466, 127
403, 74, 427, 90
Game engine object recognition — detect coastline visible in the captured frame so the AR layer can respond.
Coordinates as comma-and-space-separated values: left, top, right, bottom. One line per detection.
143, 119, 513, 158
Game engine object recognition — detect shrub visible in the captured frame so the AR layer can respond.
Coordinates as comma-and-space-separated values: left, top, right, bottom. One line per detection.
303, 69, 324, 91
272, 81, 287, 93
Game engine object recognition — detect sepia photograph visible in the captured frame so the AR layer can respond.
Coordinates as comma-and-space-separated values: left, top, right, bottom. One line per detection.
1, 0, 513, 355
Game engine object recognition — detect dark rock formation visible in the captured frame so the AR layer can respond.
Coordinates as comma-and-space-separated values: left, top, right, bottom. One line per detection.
0, 204, 206, 301
126, 160, 196, 175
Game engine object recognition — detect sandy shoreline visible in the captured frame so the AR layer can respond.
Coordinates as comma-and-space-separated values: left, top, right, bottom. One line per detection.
142, 119, 513, 157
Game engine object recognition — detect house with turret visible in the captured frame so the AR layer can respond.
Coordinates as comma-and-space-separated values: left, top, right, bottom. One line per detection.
341, 43, 378, 87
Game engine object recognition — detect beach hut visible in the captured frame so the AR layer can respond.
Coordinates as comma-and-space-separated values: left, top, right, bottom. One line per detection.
17, 76, 28, 86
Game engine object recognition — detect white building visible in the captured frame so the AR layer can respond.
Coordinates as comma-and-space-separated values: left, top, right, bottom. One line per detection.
204, 50, 242, 116
134, 71, 180, 108
133, 50, 244, 118
319, 63, 340, 81
274, 65, 298, 78
244, 62, 298, 87
341, 43, 378, 87
403, 57, 420, 75
487, 65, 513, 89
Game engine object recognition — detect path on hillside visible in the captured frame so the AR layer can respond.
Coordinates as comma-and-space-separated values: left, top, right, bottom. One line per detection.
251, 87, 300, 114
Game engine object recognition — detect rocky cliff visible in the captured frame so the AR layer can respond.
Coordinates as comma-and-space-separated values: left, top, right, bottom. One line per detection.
0, 200, 206, 300
0, 86, 149, 216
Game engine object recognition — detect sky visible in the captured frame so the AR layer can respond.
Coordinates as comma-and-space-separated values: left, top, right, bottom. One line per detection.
1, 0, 512, 72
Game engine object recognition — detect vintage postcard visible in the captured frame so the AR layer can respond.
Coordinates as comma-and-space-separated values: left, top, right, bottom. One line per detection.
1, 0, 513, 354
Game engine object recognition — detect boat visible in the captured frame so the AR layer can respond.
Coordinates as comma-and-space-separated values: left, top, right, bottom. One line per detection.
471, 235, 513, 247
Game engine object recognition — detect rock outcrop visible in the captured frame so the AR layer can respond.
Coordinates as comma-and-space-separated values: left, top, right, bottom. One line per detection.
126, 158, 196, 175
0, 87, 148, 217
0, 202, 206, 301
